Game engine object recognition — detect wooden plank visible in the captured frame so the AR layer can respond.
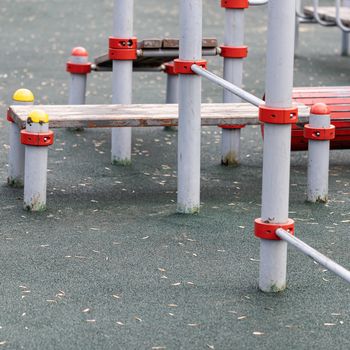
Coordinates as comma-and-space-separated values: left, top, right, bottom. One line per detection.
138, 39, 162, 49
162, 37, 217, 49
8, 103, 310, 130
304, 6, 350, 26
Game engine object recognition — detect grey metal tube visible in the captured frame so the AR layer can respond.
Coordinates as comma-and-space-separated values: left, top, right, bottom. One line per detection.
177, 0, 202, 214
191, 65, 264, 107
111, 0, 133, 165
221, 7, 245, 166
249, 0, 268, 5
276, 229, 350, 284
259, 0, 296, 293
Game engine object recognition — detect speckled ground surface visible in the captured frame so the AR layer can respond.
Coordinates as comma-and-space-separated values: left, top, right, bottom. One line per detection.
0, 1, 350, 349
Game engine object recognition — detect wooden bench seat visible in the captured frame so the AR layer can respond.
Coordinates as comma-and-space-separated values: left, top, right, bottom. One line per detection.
292, 86, 350, 150
303, 6, 350, 27
8, 103, 310, 130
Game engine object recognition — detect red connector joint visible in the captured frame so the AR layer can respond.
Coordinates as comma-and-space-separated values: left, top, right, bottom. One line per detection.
220, 46, 248, 59
304, 124, 335, 141
66, 62, 92, 75
221, 0, 249, 8
109, 37, 138, 60
255, 218, 295, 241
164, 62, 178, 75
173, 59, 207, 74
259, 105, 298, 124
21, 130, 54, 147
218, 124, 245, 129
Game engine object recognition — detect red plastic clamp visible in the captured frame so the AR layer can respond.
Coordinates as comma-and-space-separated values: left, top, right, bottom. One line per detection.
255, 218, 295, 241
218, 124, 245, 129
221, 0, 249, 8
220, 46, 248, 59
66, 62, 92, 75
164, 62, 178, 75
259, 105, 298, 124
173, 59, 207, 74
109, 37, 138, 60
20, 130, 54, 147
304, 124, 335, 141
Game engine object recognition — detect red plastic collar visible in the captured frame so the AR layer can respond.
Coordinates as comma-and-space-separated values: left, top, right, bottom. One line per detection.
173, 59, 207, 74
66, 62, 92, 75
220, 46, 248, 58
218, 124, 245, 129
304, 124, 335, 141
221, 0, 249, 9
259, 105, 298, 124
109, 37, 138, 60
255, 218, 295, 241
164, 62, 178, 75
20, 130, 54, 147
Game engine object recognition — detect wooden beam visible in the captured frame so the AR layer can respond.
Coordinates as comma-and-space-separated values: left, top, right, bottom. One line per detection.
8, 103, 310, 129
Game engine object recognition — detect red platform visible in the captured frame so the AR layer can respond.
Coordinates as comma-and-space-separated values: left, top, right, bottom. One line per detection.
291, 86, 350, 150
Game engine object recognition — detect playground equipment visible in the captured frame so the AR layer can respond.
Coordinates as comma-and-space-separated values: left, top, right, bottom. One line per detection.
296, 0, 350, 56
6, 0, 350, 291
7, 89, 34, 188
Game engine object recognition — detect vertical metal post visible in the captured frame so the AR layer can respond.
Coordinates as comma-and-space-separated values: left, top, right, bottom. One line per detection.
258, 0, 296, 292
66, 47, 91, 131
295, 0, 301, 51
7, 89, 34, 188
111, 0, 134, 165
22, 110, 54, 211
165, 62, 179, 104
306, 103, 334, 203
341, 0, 350, 56
177, 0, 202, 214
220, 1, 247, 166
67, 47, 90, 105
164, 62, 179, 131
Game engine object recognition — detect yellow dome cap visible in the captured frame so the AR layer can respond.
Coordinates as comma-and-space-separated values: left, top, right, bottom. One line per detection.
13, 89, 35, 103
28, 109, 49, 124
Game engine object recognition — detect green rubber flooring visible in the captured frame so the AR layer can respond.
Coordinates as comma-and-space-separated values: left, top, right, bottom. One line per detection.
0, 1, 349, 349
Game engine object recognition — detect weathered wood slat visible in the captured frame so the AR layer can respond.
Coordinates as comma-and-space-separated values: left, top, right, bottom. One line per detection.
304, 6, 350, 26
138, 39, 163, 49
8, 103, 310, 129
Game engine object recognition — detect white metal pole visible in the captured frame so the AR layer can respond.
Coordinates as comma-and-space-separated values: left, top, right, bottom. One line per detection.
295, 0, 301, 51
191, 65, 264, 106
111, 0, 134, 165
258, 0, 296, 292
221, 5, 246, 166
276, 229, 350, 284
341, 0, 350, 56
165, 66, 179, 104
164, 62, 179, 131
7, 89, 34, 187
67, 47, 90, 105
177, 0, 202, 214
23, 110, 54, 211
306, 103, 334, 203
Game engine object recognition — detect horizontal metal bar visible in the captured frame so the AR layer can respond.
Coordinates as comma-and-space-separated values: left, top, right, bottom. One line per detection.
191, 64, 264, 107
276, 228, 350, 284
249, 0, 268, 5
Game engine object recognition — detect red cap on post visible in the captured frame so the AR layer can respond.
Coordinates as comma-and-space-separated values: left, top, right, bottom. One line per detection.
71, 47, 89, 57
310, 103, 330, 115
